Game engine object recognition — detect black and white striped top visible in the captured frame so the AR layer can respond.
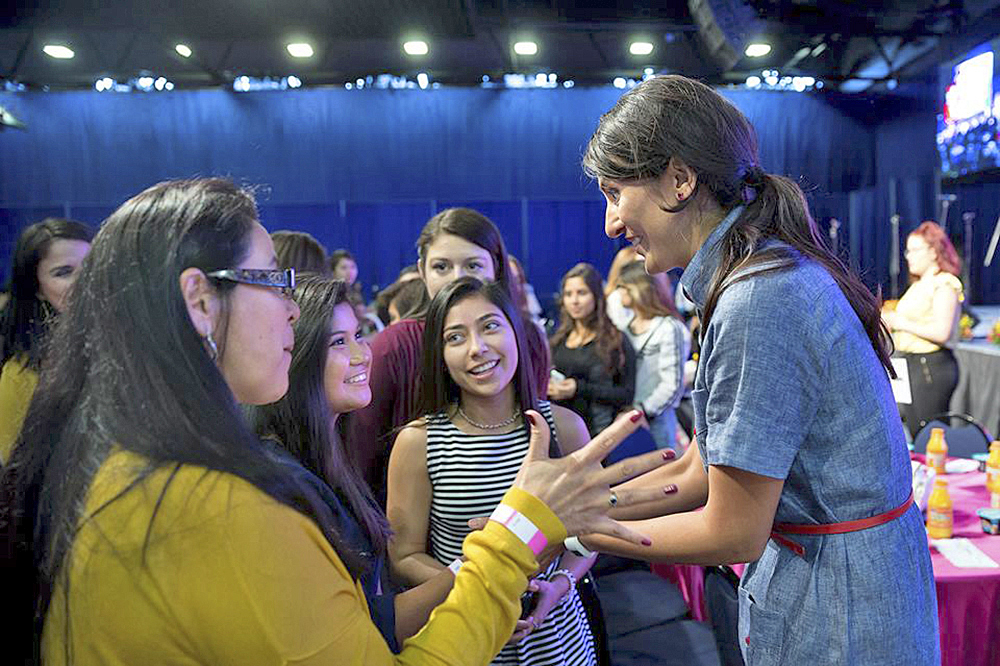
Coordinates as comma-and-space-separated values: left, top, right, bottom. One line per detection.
425, 401, 597, 666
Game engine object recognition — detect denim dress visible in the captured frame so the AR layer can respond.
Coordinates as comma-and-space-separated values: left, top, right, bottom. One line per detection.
680, 207, 939, 665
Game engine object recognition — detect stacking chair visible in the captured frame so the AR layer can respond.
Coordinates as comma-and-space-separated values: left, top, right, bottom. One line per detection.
911, 412, 992, 459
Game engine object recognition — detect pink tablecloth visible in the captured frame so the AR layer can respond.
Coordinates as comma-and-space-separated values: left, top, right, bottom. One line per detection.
932, 471, 1000, 666
653, 471, 1000, 666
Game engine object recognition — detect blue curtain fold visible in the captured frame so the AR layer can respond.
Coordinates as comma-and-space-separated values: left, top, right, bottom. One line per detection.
0, 85, 942, 302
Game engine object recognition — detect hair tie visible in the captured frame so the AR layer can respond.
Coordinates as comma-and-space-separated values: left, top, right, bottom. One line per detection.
742, 165, 767, 189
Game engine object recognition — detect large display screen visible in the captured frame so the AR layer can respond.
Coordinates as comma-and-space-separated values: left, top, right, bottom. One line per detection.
936, 42, 1000, 179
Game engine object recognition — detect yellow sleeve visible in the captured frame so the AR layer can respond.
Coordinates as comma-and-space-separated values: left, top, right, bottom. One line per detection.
935, 272, 964, 300
0, 358, 38, 464
167, 477, 568, 666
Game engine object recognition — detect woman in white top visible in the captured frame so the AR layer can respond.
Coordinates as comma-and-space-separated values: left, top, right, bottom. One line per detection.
608, 262, 690, 450
882, 220, 964, 437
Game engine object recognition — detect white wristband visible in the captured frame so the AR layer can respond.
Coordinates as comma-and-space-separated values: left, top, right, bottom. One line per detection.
489, 504, 548, 557
549, 568, 577, 605
447, 558, 464, 576
563, 536, 595, 558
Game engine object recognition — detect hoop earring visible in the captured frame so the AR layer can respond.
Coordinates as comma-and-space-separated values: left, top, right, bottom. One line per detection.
205, 331, 218, 361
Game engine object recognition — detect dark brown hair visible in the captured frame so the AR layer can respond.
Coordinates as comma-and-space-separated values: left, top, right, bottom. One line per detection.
583, 75, 893, 373
419, 277, 537, 418
910, 221, 961, 277
249, 275, 390, 556
550, 262, 625, 373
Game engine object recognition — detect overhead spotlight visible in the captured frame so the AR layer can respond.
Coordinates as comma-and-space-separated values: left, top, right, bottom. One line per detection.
482, 75, 490, 83
165, 81, 175, 90
403, 40, 429, 56
286, 43, 314, 58
43, 44, 75, 59
629, 42, 654, 56
613, 77, 627, 89
745, 43, 772, 58
745, 76, 761, 88
417, 72, 429, 89
345, 82, 353, 90
513, 41, 538, 56
287, 75, 302, 88
154, 77, 167, 91
175, 44, 192, 58
563, 80, 575, 88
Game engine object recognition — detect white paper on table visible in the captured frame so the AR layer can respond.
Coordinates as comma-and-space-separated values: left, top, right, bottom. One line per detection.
930, 538, 1000, 568
890, 358, 911, 405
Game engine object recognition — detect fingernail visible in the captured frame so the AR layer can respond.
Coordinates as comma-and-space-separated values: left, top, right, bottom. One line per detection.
630, 410, 642, 423
664, 485, 678, 494
525, 413, 537, 426
662, 450, 676, 460
642, 538, 652, 546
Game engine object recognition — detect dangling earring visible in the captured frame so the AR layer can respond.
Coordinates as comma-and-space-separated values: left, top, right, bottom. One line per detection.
204, 331, 218, 361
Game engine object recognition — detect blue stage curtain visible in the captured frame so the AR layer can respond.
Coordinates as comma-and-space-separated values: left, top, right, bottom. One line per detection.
0, 87, 883, 297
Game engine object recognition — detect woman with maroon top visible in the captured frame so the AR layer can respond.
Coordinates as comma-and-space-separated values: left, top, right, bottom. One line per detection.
344, 208, 550, 501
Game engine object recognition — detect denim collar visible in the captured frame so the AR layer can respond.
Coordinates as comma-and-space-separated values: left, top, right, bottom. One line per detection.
679, 205, 745, 309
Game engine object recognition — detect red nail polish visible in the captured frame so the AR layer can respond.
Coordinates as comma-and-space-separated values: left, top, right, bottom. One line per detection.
662, 450, 676, 460
642, 538, 652, 546
630, 411, 642, 423
664, 485, 678, 494
525, 413, 537, 426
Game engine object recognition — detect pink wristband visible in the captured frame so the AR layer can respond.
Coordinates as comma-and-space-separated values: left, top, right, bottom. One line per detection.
489, 504, 548, 557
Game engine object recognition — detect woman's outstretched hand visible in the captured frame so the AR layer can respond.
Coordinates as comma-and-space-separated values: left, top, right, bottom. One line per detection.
511, 409, 675, 548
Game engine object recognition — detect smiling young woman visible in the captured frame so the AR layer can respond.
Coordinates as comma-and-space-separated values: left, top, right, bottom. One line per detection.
579, 74, 938, 665
387, 277, 602, 666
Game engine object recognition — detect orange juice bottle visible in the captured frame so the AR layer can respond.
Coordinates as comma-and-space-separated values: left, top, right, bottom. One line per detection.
926, 428, 948, 475
987, 442, 1000, 509
926, 478, 953, 539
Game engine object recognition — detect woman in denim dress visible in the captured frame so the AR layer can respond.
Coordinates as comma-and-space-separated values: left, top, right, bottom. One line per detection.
575, 75, 939, 664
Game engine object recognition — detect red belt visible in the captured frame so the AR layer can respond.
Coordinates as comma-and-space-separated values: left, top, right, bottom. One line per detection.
769, 491, 914, 557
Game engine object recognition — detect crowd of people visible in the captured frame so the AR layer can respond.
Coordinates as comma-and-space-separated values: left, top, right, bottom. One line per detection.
0, 75, 954, 665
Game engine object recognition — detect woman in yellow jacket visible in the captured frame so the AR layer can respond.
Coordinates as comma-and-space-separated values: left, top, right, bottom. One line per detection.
0, 178, 666, 666
0, 218, 92, 463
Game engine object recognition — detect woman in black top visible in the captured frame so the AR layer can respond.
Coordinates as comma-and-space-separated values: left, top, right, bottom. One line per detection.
549, 263, 636, 435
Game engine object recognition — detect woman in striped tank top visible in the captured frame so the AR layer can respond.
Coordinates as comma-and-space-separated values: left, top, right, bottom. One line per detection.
388, 277, 599, 666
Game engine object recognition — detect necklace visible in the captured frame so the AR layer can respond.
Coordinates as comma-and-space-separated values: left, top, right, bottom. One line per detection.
458, 405, 521, 430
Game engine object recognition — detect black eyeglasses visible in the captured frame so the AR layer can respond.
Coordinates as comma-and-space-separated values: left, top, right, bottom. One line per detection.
206, 268, 296, 298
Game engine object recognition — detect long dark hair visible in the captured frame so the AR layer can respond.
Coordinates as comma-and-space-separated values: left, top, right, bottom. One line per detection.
0, 179, 356, 663
419, 277, 538, 419
413, 208, 513, 317
583, 75, 892, 373
0, 218, 94, 370
550, 263, 625, 373
249, 275, 390, 554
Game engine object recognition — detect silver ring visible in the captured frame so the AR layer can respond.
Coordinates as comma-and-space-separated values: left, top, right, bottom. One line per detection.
608, 490, 619, 508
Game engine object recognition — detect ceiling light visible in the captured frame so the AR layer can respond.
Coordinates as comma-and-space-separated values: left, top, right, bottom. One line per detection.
286, 43, 314, 58
745, 43, 772, 58
417, 72, 429, 89
43, 44, 75, 59
513, 41, 537, 56
613, 77, 627, 89
403, 40, 429, 56
629, 42, 654, 56
175, 44, 192, 58
287, 75, 301, 88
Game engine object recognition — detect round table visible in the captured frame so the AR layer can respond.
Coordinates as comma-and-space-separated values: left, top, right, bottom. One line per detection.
653, 470, 1000, 665
932, 471, 1000, 666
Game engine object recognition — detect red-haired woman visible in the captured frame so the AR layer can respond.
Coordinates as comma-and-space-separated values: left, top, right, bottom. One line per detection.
883, 221, 964, 437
